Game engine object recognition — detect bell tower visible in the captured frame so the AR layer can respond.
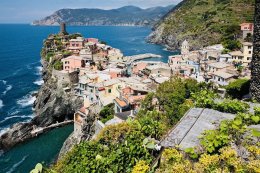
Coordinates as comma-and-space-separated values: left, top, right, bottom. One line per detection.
181, 40, 190, 56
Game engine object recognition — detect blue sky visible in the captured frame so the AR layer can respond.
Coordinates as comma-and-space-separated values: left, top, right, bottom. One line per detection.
0, 0, 182, 23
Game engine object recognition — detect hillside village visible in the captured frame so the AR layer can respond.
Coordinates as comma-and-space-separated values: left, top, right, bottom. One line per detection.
41, 22, 257, 141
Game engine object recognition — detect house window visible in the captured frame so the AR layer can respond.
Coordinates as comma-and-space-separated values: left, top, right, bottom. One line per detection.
247, 57, 251, 60
248, 46, 252, 49
249, 51, 252, 54
158, 71, 160, 74
108, 89, 112, 93
90, 89, 93, 93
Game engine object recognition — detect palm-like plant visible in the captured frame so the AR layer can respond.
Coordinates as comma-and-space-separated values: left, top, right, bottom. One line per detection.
250, 0, 260, 101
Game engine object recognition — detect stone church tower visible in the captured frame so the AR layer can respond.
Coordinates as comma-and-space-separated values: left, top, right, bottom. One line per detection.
181, 40, 190, 56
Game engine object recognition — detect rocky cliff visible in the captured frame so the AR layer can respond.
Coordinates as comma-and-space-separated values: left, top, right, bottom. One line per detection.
0, 34, 83, 151
148, 0, 254, 50
32, 5, 174, 26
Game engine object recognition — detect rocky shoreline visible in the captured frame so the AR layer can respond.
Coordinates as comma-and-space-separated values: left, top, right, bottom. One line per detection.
0, 52, 83, 152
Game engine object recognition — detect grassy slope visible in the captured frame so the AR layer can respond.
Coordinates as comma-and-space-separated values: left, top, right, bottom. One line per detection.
151, 0, 254, 49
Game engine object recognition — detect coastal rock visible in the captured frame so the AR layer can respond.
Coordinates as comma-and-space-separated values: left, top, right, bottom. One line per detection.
58, 133, 77, 159
0, 57, 83, 152
0, 122, 33, 151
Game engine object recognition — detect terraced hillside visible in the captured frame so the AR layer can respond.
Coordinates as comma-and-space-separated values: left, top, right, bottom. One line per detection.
148, 0, 254, 50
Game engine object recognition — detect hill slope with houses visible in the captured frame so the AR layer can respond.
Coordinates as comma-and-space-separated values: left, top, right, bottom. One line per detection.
148, 0, 255, 50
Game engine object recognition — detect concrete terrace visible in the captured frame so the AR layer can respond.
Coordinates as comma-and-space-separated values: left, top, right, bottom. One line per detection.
160, 108, 236, 149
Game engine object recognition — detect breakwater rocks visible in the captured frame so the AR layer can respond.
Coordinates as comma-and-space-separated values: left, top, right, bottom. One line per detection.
0, 57, 83, 151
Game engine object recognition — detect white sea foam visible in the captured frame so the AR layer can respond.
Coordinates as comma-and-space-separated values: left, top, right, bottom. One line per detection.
36, 66, 43, 75
17, 93, 36, 108
0, 127, 10, 136
2, 85, 12, 95
33, 79, 44, 86
6, 155, 28, 173
0, 115, 33, 125
0, 80, 7, 85
0, 100, 4, 109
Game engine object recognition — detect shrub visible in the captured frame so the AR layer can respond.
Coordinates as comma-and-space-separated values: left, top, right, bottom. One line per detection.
53, 60, 63, 71
138, 110, 170, 140
156, 77, 199, 124
99, 103, 115, 124
222, 39, 241, 51
45, 52, 54, 62
191, 90, 216, 108
214, 99, 249, 114
225, 79, 250, 99
132, 160, 150, 173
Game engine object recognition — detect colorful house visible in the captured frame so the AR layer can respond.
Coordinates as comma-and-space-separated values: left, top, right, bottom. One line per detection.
114, 85, 148, 113
68, 37, 84, 53
62, 55, 86, 73
229, 42, 253, 66
240, 23, 254, 39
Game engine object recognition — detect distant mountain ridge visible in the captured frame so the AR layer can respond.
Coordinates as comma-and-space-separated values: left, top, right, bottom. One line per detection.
32, 5, 174, 26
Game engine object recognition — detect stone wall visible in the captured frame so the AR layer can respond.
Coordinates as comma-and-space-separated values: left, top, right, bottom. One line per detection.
52, 69, 79, 87
251, 1, 260, 102
94, 120, 105, 137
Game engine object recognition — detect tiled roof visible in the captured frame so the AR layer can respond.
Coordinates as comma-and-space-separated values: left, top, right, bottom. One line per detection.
208, 62, 231, 69
213, 71, 235, 79
115, 98, 128, 107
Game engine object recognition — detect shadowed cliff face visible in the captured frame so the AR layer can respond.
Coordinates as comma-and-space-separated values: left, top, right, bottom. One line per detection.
250, 1, 260, 101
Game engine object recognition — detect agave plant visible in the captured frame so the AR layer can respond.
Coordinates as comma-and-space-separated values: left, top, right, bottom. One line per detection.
30, 163, 43, 173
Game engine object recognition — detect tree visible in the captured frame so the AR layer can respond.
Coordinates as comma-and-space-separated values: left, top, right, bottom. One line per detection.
250, 0, 260, 102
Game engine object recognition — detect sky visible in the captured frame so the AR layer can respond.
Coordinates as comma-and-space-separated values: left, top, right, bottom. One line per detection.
0, 0, 182, 23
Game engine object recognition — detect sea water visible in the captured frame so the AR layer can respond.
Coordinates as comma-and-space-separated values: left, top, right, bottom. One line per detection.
0, 24, 175, 172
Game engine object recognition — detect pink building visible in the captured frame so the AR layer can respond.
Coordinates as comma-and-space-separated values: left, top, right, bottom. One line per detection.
105, 68, 126, 79
62, 55, 86, 73
68, 37, 85, 53
86, 38, 99, 44
240, 23, 254, 39
132, 62, 148, 76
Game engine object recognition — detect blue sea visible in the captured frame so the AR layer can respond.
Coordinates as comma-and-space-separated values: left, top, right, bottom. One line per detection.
0, 24, 174, 172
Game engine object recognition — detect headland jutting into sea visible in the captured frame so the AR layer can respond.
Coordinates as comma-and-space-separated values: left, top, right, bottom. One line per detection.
0, 23, 163, 152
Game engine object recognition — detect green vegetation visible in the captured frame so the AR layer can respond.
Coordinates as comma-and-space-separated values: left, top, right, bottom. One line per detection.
226, 78, 250, 99
68, 33, 82, 39
48, 77, 201, 172
45, 77, 259, 173
222, 39, 241, 51
214, 99, 249, 114
157, 105, 260, 172
53, 60, 63, 71
62, 50, 72, 58
53, 122, 153, 173
99, 103, 115, 124
155, 0, 254, 48
45, 52, 54, 62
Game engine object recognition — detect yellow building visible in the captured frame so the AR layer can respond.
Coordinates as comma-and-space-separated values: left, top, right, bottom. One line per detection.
229, 42, 253, 66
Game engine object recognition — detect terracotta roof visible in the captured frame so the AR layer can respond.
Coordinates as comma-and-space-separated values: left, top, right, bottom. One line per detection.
79, 107, 86, 114
115, 98, 128, 107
